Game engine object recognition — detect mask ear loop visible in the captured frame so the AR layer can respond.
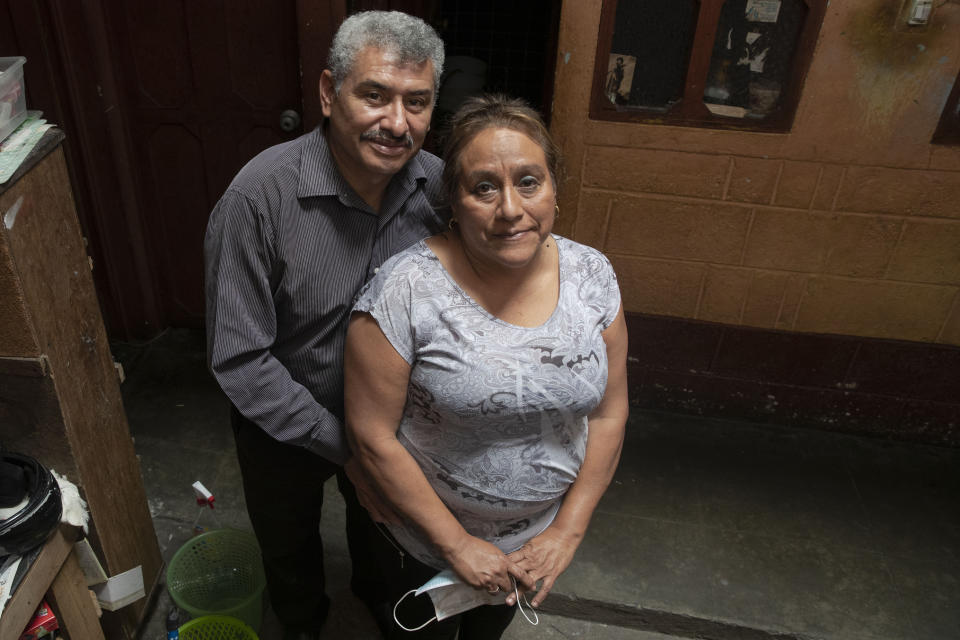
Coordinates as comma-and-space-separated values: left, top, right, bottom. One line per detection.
512, 578, 539, 625
393, 589, 437, 632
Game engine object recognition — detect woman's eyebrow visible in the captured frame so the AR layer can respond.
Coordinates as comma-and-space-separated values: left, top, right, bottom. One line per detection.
464, 169, 498, 183
463, 164, 546, 184
513, 164, 546, 176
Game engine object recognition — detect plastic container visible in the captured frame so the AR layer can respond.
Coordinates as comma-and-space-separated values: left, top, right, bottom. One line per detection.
0, 57, 27, 144
178, 615, 259, 640
167, 606, 181, 639
166, 530, 266, 633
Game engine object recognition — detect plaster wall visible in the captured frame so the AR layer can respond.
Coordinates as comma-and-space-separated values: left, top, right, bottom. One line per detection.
551, 0, 960, 345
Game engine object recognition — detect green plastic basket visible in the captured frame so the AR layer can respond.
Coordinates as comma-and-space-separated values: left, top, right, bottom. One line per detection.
179, 615, 259, 640
167, 529, 266, 632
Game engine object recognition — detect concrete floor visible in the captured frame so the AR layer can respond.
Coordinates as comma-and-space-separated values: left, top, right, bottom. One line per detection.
116, 329, 959, 640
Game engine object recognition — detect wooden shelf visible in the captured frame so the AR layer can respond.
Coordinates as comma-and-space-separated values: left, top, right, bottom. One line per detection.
0, 525, 105, 640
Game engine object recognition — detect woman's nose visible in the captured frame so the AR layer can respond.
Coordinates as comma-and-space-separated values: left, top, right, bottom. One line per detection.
499, 188, 524, 220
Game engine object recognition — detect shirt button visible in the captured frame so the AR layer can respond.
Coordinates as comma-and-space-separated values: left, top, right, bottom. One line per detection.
373, 267, 380, 274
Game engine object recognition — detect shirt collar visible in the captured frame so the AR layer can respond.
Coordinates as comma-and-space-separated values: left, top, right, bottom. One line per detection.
297, 126, 428, 201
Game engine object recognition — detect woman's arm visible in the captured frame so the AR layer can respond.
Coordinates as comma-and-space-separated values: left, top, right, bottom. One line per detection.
344, 312, 532, 593
507, 305, 629, 607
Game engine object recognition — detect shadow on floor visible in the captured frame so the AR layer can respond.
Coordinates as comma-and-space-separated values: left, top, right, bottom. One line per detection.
117, 329, 959, 640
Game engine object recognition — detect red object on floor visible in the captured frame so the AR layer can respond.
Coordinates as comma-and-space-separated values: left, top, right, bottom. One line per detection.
19, 599, 59, 639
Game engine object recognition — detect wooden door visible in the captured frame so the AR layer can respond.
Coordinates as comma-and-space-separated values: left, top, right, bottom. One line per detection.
101, 2, 313, 327
7, 0, 558, 337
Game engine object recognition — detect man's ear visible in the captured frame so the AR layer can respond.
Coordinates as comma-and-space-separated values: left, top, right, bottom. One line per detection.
319, 70, 336, 118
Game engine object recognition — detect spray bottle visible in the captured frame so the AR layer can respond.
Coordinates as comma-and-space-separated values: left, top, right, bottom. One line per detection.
191, 480, 221, 535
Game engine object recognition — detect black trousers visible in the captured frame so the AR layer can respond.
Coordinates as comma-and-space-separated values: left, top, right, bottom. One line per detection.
370, 520, 517, 639
231, 407, 385, 632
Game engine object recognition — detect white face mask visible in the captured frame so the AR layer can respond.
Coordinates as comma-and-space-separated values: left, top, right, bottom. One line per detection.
393, 569, 539, 632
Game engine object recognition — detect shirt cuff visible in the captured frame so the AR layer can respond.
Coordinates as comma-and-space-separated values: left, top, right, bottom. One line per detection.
305, 412, 351, 466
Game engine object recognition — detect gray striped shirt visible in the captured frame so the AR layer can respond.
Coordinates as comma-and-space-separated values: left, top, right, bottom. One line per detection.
204, 126, 445, 464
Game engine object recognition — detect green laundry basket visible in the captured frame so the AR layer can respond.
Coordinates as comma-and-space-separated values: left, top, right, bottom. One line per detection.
179, 615, 259, 640
167, 529, 266, 632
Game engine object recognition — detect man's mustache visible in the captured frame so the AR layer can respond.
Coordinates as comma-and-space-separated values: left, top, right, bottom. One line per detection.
361, 130, 414, 147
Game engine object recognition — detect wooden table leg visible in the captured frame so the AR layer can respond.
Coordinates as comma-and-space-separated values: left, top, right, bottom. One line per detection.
0, 526, 73, 640
47, 549, 106, 640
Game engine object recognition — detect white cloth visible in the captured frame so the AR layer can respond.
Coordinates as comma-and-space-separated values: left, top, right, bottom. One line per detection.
52, 470, 88, 534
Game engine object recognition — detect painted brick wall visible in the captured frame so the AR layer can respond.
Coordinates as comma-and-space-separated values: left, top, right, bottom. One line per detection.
550, 0, 960, 346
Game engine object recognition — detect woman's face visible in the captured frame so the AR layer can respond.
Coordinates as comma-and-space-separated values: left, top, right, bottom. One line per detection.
452, 127, 556, 272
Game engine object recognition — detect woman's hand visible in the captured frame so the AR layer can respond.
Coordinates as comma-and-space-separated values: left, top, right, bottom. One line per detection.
444, 533, 535, 596
506, 526, 581, 607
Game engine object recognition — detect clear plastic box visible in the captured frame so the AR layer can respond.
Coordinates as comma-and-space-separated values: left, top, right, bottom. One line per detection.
0, 57, 27, 145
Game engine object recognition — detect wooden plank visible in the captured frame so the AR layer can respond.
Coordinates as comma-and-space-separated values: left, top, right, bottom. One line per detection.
0, 525, 75, 640
0, 145, 162, 639
48, 544, 107, 640
0, 368, 77, 480
0, 355, 47, 377
0, 211, 41, 358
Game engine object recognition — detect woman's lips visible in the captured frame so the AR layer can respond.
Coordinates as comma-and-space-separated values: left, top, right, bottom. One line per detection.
494, 229, 533, 239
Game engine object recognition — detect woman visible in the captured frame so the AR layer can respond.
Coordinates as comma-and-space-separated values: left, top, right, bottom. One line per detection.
344, 95, 628, 639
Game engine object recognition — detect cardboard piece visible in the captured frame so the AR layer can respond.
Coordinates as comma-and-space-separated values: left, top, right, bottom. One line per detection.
73, 539, 108, 587
91, 565, 144, 612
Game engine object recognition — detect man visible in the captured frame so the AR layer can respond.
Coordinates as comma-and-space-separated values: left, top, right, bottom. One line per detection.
204, 11, 445, 639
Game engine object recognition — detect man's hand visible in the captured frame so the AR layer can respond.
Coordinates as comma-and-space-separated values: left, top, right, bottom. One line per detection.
344, 456, 402, 525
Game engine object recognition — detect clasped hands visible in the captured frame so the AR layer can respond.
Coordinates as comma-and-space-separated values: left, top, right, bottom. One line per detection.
446, 527, 579, 608
345, 457, 579, 608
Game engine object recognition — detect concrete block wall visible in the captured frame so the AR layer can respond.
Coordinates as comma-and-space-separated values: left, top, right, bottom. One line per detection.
550, 0, 960, 347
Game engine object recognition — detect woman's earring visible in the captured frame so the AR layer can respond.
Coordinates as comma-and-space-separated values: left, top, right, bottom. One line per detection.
554, 204, 560, 219
448, 217, 458, 230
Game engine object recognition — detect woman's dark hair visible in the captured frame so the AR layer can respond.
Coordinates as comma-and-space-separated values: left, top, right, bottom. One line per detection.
440, 94, 562, 207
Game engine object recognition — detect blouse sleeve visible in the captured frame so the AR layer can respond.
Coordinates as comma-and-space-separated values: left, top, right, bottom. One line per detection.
599, 254, 622, 330
352, 256, 417, 365
573, 239, 622, 331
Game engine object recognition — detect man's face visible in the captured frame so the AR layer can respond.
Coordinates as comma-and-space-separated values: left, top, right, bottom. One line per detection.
320, 46, 435, 186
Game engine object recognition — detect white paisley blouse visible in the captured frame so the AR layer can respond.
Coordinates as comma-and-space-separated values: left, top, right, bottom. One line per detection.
352, 234, 621, 569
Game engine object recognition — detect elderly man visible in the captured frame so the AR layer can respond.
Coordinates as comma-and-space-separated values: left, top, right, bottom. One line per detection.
204, 11, 445, 639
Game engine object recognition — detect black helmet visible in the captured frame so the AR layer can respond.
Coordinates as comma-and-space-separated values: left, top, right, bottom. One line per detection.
0, 452, 62, 556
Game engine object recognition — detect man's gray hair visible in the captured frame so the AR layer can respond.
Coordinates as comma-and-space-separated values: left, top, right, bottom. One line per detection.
328, 11, 445, 93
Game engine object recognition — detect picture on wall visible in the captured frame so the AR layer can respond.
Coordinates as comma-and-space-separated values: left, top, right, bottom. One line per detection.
605, 53, 636, 104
